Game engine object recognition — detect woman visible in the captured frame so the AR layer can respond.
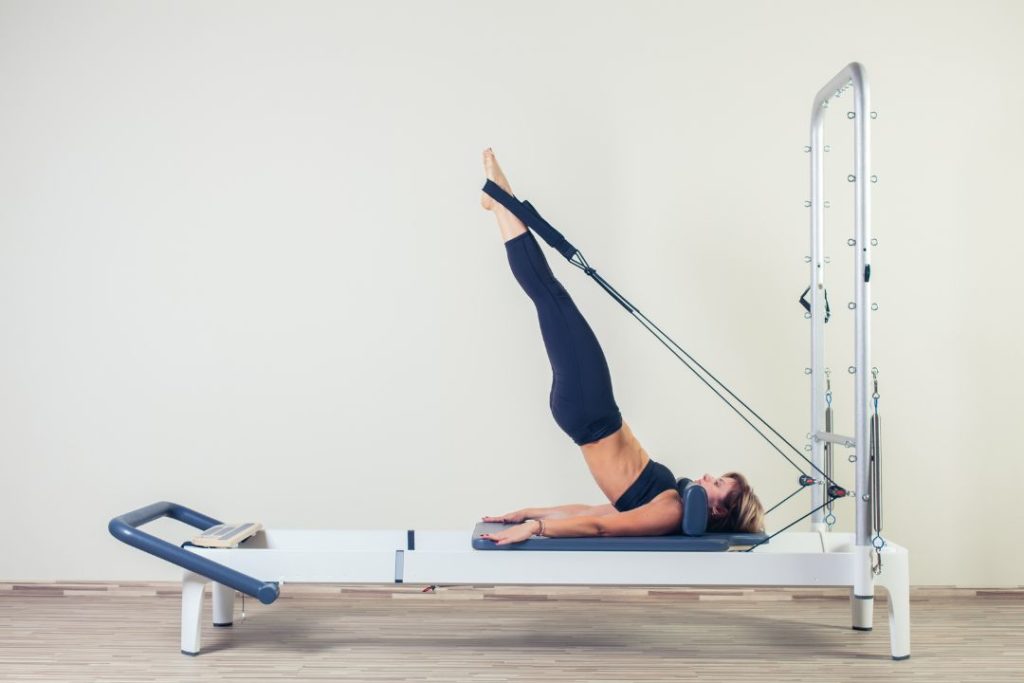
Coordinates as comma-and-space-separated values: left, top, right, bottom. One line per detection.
478, 148, 764, 546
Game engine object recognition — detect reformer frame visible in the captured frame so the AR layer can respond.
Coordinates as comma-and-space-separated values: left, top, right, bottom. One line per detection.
107, 63, 910, 660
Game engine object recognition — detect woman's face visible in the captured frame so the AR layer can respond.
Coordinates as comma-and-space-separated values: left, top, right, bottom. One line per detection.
696, 473, 738, 515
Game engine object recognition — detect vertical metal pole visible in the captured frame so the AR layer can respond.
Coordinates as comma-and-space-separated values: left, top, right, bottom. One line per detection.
809, 93, 827, 531
851, 66, 872, 550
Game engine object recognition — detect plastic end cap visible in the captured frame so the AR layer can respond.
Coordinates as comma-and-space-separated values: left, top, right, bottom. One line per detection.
257, 583, 280, 605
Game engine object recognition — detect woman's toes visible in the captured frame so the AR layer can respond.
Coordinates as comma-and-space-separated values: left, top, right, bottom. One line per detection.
481, 148, 507, 211
482, 149, 512, 193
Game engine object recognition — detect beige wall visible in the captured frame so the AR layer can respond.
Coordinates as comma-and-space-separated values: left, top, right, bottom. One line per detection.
1, 0, 1021, 586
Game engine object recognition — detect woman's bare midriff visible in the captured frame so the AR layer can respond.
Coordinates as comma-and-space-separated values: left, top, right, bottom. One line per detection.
580, 419, 654, 504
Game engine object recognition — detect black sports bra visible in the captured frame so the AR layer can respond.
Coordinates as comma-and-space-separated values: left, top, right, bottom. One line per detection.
613, 459, 678, 512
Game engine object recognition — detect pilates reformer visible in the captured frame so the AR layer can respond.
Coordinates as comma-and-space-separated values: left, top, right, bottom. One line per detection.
108, 62, 910, 659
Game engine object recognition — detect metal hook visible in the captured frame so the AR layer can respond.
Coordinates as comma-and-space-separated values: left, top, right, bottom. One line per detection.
847, 238, 856, 246
871, 238, 878, 246
804, 200, 812, 208
871, 303, 878, 311
847, 111, 856, 119
871, 175, 878, 183
848, 366, 856, 374
804, 368, 812, 375
804, 145, 811, 153
848, 302, 856, 310
847, 174, 856, 182
870, 111, 878, 119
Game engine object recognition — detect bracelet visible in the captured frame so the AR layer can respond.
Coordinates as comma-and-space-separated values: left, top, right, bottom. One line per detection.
535, 519, 545, 537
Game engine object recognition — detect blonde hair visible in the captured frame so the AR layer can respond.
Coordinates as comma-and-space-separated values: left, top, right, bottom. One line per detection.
707, 471, 765, 534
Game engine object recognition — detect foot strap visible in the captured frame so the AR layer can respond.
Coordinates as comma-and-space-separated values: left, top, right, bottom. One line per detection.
482, 179, 578, 261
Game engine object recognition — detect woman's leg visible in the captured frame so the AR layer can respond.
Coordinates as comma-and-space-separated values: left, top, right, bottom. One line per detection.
504, 230, 623, 445
482, 149, 622, 446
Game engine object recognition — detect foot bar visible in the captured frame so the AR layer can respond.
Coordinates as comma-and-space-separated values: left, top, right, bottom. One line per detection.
108, 501, 280, 604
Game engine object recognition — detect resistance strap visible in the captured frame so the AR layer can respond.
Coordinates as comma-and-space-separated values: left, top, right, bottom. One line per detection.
482, 179, 847, 505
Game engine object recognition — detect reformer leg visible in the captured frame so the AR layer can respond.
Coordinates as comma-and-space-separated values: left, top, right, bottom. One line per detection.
181, 571, 207, 656
875, 546, 912, 660
212, 582, 235, 627
851, 587, 874, 631
851, 544, 874, 631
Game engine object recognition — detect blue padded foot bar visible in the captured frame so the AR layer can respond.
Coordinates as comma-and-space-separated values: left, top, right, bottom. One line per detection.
471, 523, 768, 552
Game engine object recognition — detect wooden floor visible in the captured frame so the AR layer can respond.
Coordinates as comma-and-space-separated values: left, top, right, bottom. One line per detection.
1, 583, 1021, 682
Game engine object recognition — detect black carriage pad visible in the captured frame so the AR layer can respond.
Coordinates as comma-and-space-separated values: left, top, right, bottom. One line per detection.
471, 523, 768, 552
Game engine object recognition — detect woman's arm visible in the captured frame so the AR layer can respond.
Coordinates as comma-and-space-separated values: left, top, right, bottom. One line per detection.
542, 500, 679, 537
483, 503, 615, 523
533, 503, 617, 520
480, 497, 681, 545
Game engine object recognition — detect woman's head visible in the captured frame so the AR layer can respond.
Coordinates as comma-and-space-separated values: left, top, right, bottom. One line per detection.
695, 472, 765, 533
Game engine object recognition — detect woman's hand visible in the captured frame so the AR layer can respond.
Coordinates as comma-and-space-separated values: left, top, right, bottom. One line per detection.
481, 509, 531, 524
479, 520, 540, 546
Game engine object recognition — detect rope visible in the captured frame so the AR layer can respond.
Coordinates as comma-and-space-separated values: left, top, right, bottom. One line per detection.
744, 498, 838, 553
764, 485, 807, 515
575, 259, 842, 489
480, 179, 848, 509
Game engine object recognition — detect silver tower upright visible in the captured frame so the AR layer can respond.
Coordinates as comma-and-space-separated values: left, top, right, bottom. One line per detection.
809, 62, 872, 540
808, 62, 880, 625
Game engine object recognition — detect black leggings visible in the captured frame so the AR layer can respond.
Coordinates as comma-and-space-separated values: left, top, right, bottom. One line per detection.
505, 230, 623, 446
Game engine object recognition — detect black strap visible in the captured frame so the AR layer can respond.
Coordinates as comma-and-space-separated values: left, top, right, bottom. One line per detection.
482, 180, 578, 260
799, 285, 831, 323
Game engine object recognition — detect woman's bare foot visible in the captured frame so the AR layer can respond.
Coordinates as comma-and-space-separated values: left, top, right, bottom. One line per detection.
481, 148, 528, 242
480, 148, 512, 210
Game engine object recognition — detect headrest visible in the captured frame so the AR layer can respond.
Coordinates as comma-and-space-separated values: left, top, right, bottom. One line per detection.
675, 477, 709, 536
